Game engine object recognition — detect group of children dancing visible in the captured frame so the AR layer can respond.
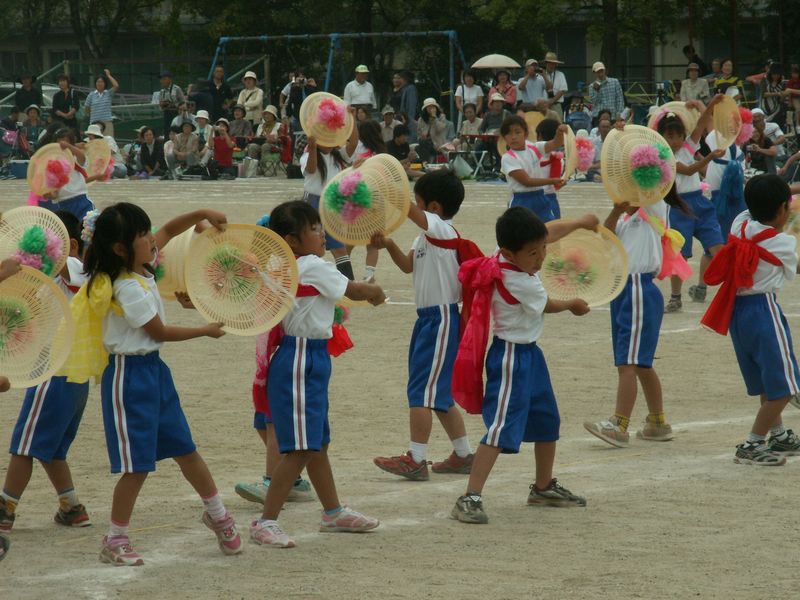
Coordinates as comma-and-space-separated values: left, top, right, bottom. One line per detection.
1, 90, 799, 564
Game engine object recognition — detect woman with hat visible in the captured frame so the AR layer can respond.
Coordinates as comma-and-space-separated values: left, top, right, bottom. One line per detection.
380, 105, 401, 142
478, 93, 513, 172
247, 105, 282, 161
417, 98, 448, 162
228, 104, 253, 147
167, 120, 200, 174
542, 52, 569, 119
22, 105, 44, 154
237, 71, 264, 126
680, 63, 710, 103
84, 69, 119, 137
489, 70, 516, 111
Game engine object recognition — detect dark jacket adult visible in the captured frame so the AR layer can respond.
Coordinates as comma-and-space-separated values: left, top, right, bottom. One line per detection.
208, 79, 233, 121
52, 87, 81, 131
15, 87, 43, 112
140, 139, 165, 172
286, 83, 315, 120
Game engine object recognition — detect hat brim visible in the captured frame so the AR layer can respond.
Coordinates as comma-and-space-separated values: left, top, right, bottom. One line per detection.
543, 58, 564, 64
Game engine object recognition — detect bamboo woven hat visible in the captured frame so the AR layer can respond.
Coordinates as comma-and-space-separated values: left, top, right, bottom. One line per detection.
156, 227, 196, 301
540, 221, 629, 307
0, 206, 70, 277
0, 266, 75, 388
786, 199, 800, 248
600, 124, 677, 207
27, 143, 75, 197
496, 111, 544, 156
561, 126, 578, 180
713, 95, 742, 149
299, 92, 355, 147
320, 154, 410, 246
84, 138, 112, 184
184, 224, 298, 336
647, 101, 700, 134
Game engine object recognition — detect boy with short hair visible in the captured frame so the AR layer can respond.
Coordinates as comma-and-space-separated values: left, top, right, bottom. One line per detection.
371, 170, 477, 480
450, 206, 597, 524
701, 174, 800, 465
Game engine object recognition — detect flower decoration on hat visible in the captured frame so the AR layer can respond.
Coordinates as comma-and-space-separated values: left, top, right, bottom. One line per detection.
316, 98, 347, 131
546, 247, 596, 287
629, 143, 673, 190
13, 225, 64, 276
205, 243, 261, 299
45, 158, 71, 190
735, 107, 754, 146
575, 137, 595, 172
81, 209, 100, 244
0, 297, 32, 351
323, 171, 372, 224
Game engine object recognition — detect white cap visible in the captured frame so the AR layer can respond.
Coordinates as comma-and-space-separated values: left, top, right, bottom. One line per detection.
751, 108, 765, 116
592, 61, 606, 72
243, 71, 257, 81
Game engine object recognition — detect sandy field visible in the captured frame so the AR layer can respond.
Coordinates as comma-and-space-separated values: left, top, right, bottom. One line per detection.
1, 177, 799, 600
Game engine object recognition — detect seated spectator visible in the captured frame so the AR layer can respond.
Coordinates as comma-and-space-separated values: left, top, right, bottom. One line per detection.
84, 123, 127, 178
14, 74, 43, 116
680, 63, 710, 103
194, 110, 213, 165
355, 106, 371, 122
380, 106, 401, 142
478, 93, 513, 170
2, 107, 20, 131
209, 118, 237, 178
489, 69, 516, 111
587, 118, 612, 181
162, 125, 181, 179
170, 102, 197, 129
237, 71, 264, 126
166, 121, 200, 174
229, 104, 253, 145
386, 124, 423, 180
247, 105, 281, 160
416, 97, 448, 162
454, 103, 482, 150
137, 126, 165, 178
747, 125, 777, 174
21, 105, 45, 154
713, 59, 743, 103
751, 108, 786, 159
589, 109, 612, 137
123, 126, 145, 175
778, 149, 800, 182
520, 99, 561, 122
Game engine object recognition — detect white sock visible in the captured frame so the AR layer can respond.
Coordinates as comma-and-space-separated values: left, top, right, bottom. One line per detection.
409, 442, 427, 464
771, 424, 787, 438
108, 520, 129, 538
202, 491, 227, 521
747, 432, 766, 444
58, 488, 79, 510
452, 436, 472, 458
363, 266, 376, 281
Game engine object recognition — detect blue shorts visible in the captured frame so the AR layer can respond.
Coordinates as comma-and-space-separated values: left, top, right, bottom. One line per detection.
545, 192, 561, 219
254, 411, 272, 429
481, 338, 560, 453
38, 194, 95, 225
510, 190, 555, 223
304, 193, 345, 250
101, 353, 196, 473
711, 189, 747, 243
268, 336, 331, 453
611, 273, 663, 368
10, 377, 89, 462
730, 294, 800, 401
669, 190, 724, 258
407, 304, 459, 412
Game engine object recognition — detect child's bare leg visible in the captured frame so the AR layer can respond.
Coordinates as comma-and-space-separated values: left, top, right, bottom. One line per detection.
410, 407, 433, 444
2, 455, 34, 499
265, 424, 281, 477
262, 451, 312, 520
614, 365, 638, 420
465, 444, 502, 495
670, 275, 683, 296
304, 446, 339, 511
173, 451, 216, 497
636, 367, 664, 415
40, 459, 74, 493
436, 406, 468, 440
533, 441, 556, 488
110, 472, 148, 524
752, 396, 790, 437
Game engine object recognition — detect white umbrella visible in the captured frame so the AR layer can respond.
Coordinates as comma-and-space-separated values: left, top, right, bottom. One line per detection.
471, 54, 521, 69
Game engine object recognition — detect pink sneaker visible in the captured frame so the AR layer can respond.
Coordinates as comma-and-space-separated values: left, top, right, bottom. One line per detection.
201, 511, 243, 555
319, 506, 379, 533
249, 519, 296, 548
99, 535, 144, 567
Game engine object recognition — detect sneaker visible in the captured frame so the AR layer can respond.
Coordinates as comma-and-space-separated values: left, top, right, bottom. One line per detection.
527, 479, 587, 507
0, 497, 15, 533
319, 506, 379, 533
768, 429, 800, 455
201, 511, 243, 555
431, 452, 474, 474
734, 442, 787, 466
249, 519, 295, 548
99, 535, 145, 567
0, 533, 8, 562
636, 421, 674, 442
373, 452, 429, 481
451, 494, 488, 524
687, 285, 707, 303
54, 504, 92, 527
664, 296, 682, 313
235, 477, 315, 504
287, 478, 315, 502
584, 420, 630, 448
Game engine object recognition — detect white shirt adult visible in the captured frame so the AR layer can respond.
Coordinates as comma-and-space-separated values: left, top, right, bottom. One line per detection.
544, 69, 568, 105
104, 135, 125, 166
764, 122, 786, 157
732, 210, 797, 295
104, 274, 164, 355
517, 74, 547, 105
500, 142, 544, 193
343, 79, 377, 108
455, 83, 483, 108
281, 255, 349, 339
411, 211, 461, 308
492, 255, 547, 344
615, 201, 668, 275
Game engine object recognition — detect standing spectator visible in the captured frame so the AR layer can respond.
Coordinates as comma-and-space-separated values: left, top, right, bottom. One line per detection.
170, 102, 197, 129
746, 59, 773, 107
84, 123, 126, 178
783, 64, 800, 133
751, 108, 786, 159
713, 59, 743, 102
704, 58, 722, 82
237, 71, 264, 126
489, 69, 516, 111
84, 69, 119, 137
208, 65, 233, 121
14, 74, 42, 115
279, 71, 301, 117
396, 71, 419, 142
682, 45, 709, 76
21, 105, 45, 153
680, 63, 710, 103
380, 106, 401, 142
343, 65, 377, 112
762, 64, 786, 125
138, 126, 165, 178
589, 62, 625, 120
51, 74, 80, 133
517, 59, 547, 108
186, 79, 214, 117
285, 73, 316, 130
454, 69, 484, 131
157, 70, 184, 137
542, 52, 569, 120
388, 72, 404, 114
416, 98, 448, 162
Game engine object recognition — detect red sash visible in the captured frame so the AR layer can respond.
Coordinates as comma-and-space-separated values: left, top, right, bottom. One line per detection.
425, 226, 484, 265
452, 256, 521, 414
540, 152, 564, 189
701, 221, 782, 335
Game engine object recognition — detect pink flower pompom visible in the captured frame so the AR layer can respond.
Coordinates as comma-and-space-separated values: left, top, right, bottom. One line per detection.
700, 181, 711, 194
103, 158, 115, 181
316, 98, 346, 130
630, 145, 660, 167
338, 171, 363, 197
575, 137, 595, 172
340, 201, 367, 224
658, 160, 673, 185
736, 123, 754, 146
44, 229, 64, 264
13, 251, 42, 270
44, 158, 71, 189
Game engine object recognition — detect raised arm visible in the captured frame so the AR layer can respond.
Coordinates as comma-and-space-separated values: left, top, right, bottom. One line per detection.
154, 209, 227, 249
370, 232, 413, 274
105, 69, 119, 93
543, 124, 567, 154
546, 213, 599, 243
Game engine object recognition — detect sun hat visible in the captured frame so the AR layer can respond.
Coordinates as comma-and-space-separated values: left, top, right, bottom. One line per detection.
0, 205, 70, 278
543, 52, 564, 64
525, 59, 539, 67
216, 117, 230, 126
592, 61, 606, 72
84, 138, 112, 183
422, 97, 440, 110
355, 65, 370, 74
232, 104, 246, 115
262, 105, 279, 119
85, 124, 104, 138
24, 104, 40, 115
27, 143, 75, 197
490, 92, 505, 103
243, 71, 257, 81
156, 227, 195, 301
298, 91, 355, 147
381, 105, 395, 115
687, 62, 700, 71
751, 108, 765, 117
196, 110, 210, 121
180, 119, 196, 131
713, 95, 743, 149
135, 125, 147, 133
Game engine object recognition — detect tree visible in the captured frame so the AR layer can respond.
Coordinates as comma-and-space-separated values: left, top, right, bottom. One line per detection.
0, 0, 67, 73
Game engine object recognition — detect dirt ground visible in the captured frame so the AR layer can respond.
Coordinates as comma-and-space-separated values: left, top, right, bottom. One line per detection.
1, 177, 799, 600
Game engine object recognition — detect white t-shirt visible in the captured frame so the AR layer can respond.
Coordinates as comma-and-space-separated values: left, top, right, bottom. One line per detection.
281, 255, 349, 339
705, 132, 744, 191
501, 142, 544, 193
300, 148, 351, 196
343, 80, 377, 107
57, 168, 88, 201
256, 121, 280, 138
455, 84, 484, 108
103, 273, 164, 355
56, 257, 87, 300
491, 255, 548, 344
104, 136, 125, 165
764, 122, 785, 156
516, 75, 547, 105
614, 201, 669, 275
675, 139, 701, 194
411, 212, 461, 308
730, 210, 797, 295
545, 70, 569, 98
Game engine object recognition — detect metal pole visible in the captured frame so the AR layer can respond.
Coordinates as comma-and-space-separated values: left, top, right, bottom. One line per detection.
324, 35, 338, 92
207, 42, 224, 80
448, 32, 455, 120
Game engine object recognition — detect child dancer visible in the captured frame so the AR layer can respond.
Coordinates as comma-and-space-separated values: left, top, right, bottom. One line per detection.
371, 170, 475, 481
1, 213, 91, 540
450, 207, 596, 524
702, 175, 800, 465
300, 116, 359, 279
64, 202, 241, 566
500, 115, 565, 222
250, 201, 385, 548
350, 119, 384, 282
535, 118, 567, 219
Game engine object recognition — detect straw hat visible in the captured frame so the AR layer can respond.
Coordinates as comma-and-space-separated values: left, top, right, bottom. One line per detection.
156, 227, 196, 301
713, 95, 743, 150
196, 110, 210, 121
27, 143, 75, 197
543, 52, 564, 65
647, 101, 700, 134
525, 59, 539, 67
496, 111, 545, 156
489, 92, 505, 103
320, 154, 411, 246
0, 266, 75, 388
299, 91, 355, 148
242, 70, 258, 82
84, 138, 112, 183
561, 126, 579, 180
262, 105, 279, 119
0, 205, 70, 277
422, 98, 440, 110
185, 224, 299, 336
540, 221, 629, 307
600, 124, 677, 207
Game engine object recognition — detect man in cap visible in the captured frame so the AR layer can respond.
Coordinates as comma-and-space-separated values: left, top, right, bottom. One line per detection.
589, 61, 625, 122
517, 59, 547, 106
158, 70, 185, 136
343, 65, 377, 113
541, 52, 569, 119
380, 105, 401, 142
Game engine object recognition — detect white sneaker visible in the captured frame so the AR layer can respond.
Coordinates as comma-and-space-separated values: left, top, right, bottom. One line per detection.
584, 420, 630, 448
249, 519, 296, 548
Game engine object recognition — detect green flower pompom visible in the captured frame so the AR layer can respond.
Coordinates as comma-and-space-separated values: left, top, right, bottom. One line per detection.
631, 165, 664, 189
19, 225, 47, 255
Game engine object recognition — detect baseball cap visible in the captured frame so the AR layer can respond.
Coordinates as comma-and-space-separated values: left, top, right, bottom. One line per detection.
592, 62, 606, 72
525, 59, 538, 67
355, 65, 370, 73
